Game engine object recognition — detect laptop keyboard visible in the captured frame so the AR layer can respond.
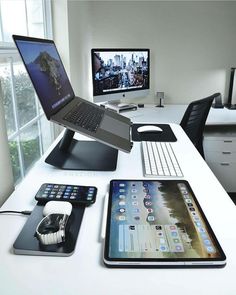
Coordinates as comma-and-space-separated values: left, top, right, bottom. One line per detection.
141, 141, 183, 177
64, 102, 105, 132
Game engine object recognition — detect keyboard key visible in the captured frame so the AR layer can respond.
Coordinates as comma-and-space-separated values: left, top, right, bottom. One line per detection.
63, 102, 104, 132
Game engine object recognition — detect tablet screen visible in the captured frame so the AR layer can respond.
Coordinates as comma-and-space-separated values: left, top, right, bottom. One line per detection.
104, 180, 226, 266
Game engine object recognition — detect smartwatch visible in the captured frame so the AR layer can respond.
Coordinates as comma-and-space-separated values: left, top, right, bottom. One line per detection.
35, 201, 72, 245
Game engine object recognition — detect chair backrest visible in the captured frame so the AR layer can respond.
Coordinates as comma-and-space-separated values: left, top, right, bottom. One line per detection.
180, 93, 218, 157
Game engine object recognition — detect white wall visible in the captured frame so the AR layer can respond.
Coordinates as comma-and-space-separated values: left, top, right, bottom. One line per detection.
55, 1, 236, 104
67, 1, 92, 99
52, 0, 70, 74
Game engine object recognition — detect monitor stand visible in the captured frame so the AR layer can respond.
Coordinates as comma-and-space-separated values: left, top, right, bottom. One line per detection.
45, 129, 118, 171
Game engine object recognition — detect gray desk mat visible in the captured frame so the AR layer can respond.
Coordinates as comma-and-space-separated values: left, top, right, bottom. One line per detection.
13, 204, 85, 256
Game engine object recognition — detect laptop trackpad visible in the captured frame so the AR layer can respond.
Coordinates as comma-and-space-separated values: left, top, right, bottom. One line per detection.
100, 115, 130, 139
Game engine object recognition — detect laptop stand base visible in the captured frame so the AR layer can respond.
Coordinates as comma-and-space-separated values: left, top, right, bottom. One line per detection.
45, 129, 118, 171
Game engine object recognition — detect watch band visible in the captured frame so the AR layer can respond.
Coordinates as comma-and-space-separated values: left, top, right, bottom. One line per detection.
36, 213, 69, 245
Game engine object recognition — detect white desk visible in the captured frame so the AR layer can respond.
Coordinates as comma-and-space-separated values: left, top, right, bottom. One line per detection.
126, 105, 236, 192
124, 104, 236, 125
1, 113, 236, 294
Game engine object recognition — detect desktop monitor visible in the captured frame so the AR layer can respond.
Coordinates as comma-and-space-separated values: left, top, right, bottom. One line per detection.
91, 48, 150, 103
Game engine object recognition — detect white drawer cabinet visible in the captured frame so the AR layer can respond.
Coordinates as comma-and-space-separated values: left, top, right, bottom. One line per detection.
203, 125, 236, 192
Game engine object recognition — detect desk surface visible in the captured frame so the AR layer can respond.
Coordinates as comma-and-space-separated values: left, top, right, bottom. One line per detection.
125, 104, 236, 125
1, 111, 236, 295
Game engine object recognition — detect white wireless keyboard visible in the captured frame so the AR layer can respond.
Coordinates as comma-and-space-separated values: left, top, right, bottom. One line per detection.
141, 141, 183, 177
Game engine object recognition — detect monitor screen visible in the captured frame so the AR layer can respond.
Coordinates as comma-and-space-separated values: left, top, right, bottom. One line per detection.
91, 49, 150, 102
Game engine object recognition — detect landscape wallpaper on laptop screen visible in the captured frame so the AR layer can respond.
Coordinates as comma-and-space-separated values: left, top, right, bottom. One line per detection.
16, 40, 73, 114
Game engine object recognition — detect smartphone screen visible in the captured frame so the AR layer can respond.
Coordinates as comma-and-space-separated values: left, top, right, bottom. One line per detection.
35, 183, 97, 205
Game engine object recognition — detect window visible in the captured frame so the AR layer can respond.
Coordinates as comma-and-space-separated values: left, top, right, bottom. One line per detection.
0, 0, 55, 184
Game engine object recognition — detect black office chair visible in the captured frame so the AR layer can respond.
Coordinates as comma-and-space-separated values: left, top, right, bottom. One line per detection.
180, 93, 218, 159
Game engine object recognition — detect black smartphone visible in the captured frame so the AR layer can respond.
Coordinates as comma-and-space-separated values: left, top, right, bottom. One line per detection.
35, 183, 97, 206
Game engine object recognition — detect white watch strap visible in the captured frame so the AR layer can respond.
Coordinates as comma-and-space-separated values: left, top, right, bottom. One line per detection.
35, 213, 69, 245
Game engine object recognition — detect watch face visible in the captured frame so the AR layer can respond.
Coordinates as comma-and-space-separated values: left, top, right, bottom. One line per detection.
38, 214, 63, 234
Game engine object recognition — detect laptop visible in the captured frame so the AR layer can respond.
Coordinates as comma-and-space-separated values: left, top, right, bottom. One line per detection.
12, 35, 133, 153
104, 179, 226, 267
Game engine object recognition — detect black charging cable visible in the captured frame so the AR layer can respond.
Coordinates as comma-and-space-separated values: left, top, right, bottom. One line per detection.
0, 210, 32, 215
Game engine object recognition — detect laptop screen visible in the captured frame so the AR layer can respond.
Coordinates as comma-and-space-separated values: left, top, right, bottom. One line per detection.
13, 36, 74, 118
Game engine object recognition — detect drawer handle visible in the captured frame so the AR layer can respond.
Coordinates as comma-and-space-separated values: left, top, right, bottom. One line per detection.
223, 140, 233, 143
222, 151, 231, 155
220, 163, 230, 166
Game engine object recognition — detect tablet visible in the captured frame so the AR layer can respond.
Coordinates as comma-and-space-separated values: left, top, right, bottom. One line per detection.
104, 180, 226, 267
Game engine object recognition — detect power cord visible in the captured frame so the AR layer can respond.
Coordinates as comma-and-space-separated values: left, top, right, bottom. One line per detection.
0, 210, 32, 215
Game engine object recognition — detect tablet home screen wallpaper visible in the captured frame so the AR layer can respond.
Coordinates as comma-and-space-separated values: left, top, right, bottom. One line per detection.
108, 180, 222, 260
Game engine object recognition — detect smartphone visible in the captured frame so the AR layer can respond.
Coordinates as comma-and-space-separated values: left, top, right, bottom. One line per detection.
35, 183, 97, 206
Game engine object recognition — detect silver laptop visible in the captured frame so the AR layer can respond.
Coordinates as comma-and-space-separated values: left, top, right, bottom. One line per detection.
13, 35, 133, 153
